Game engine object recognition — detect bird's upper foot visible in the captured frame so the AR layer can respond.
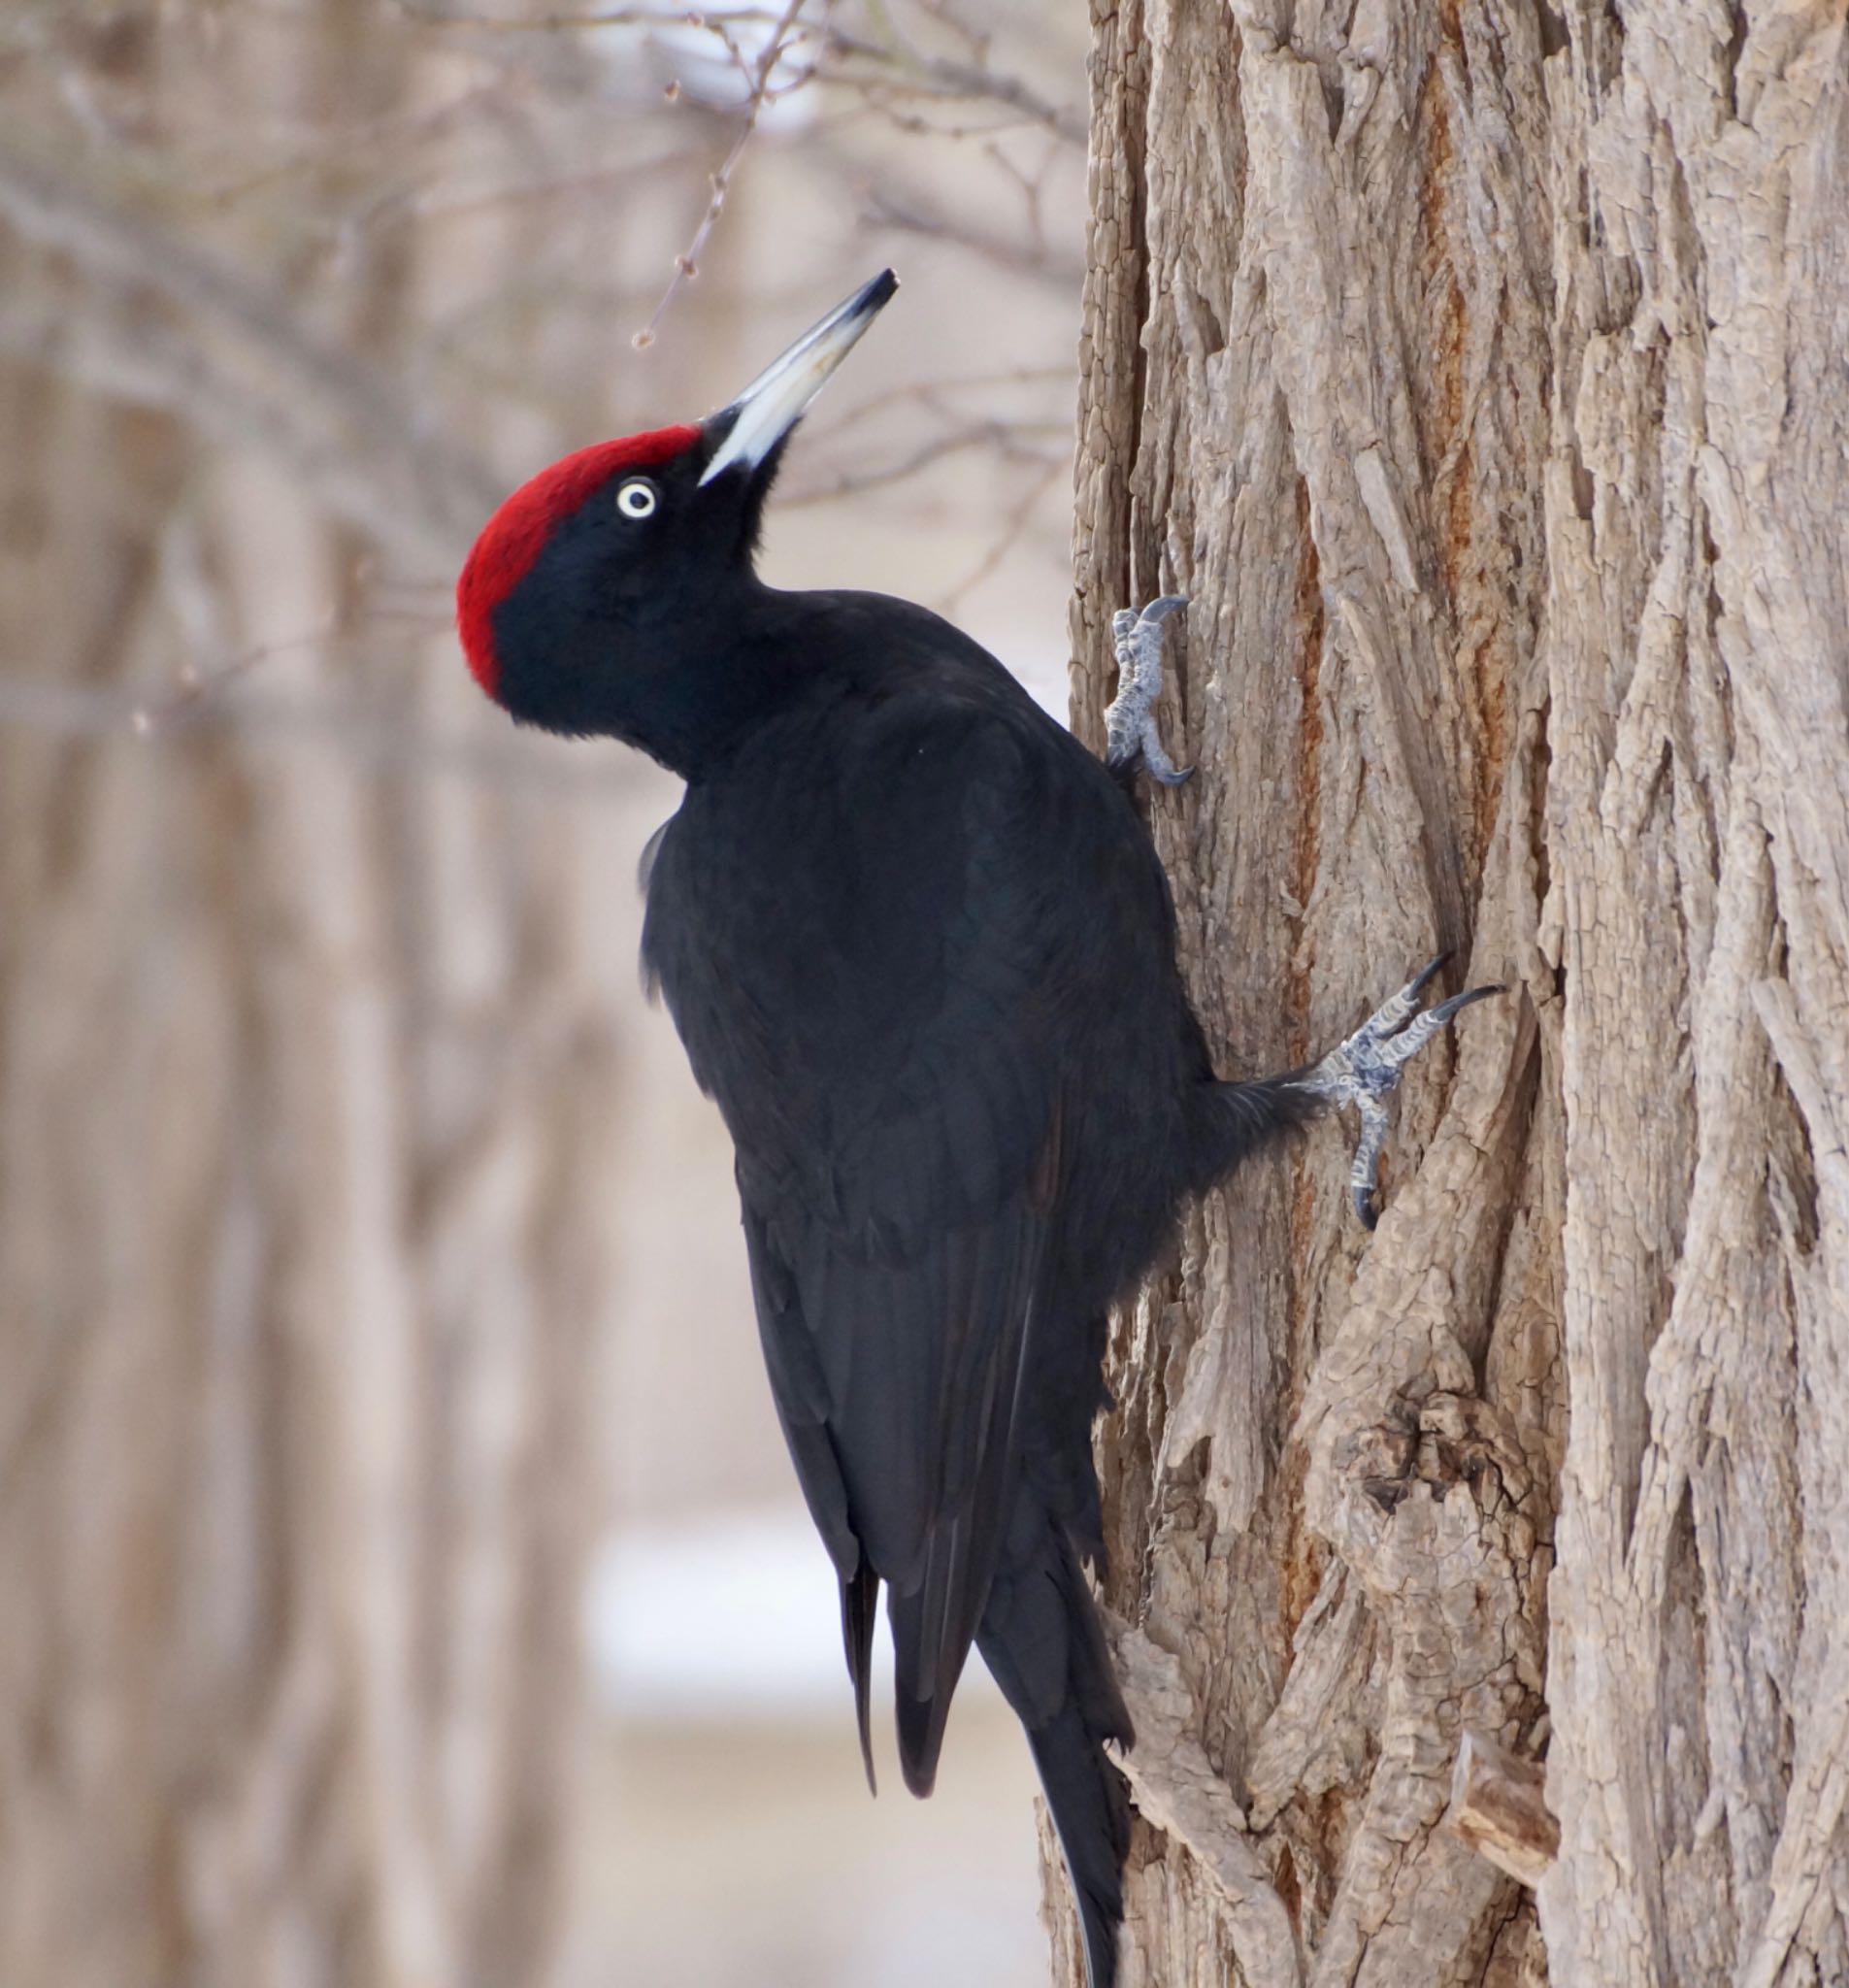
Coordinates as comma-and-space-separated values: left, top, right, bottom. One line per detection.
1105, 596, 1192, 786
1292, 956, 1501, 1228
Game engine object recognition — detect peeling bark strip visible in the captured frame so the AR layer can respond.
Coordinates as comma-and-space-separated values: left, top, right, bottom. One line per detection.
1071, 3, 1849, 1986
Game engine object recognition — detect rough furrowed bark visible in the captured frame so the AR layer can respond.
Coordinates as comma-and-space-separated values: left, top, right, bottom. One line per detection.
1066, 3, 1848, 1985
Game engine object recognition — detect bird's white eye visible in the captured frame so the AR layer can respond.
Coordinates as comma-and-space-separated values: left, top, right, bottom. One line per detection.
615, 479, 658, 519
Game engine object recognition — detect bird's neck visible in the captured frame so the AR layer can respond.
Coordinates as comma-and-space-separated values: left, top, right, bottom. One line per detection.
612, 580, 840, 779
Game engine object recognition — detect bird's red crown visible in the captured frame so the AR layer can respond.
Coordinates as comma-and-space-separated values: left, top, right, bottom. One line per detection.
456, 424, 700, 699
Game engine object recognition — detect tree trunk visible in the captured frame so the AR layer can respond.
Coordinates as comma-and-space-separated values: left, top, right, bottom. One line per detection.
1064, 5, 1849, 1985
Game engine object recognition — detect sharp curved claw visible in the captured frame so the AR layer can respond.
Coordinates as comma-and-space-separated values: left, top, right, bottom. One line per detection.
1143, 746, 1195, 788
1431, 983, 1503, 1023
1349, 1098, 1391, 1229
1137, 593, 1189, 625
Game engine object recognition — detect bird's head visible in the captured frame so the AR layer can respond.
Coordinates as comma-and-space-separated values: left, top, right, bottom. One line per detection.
457, 271, 897, 766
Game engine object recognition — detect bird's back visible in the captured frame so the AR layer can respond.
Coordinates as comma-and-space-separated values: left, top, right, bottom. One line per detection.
643, 588, 1208, 1280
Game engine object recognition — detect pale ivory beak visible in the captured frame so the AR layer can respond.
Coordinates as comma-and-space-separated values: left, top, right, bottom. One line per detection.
699, 269, 899, 486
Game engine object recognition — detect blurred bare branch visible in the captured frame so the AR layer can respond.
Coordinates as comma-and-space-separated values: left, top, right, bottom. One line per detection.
395, 0, 1083, 142
824, 29, 1083, 145
0, 137, 499, 569
0, 669, 646, 795
5, 0, 1082, 707
781, 417, 1067, 504
935, 456, 1062, 614
863, 184, 1082, 287
811, 363, 1069, 438
396, 3, 796, 25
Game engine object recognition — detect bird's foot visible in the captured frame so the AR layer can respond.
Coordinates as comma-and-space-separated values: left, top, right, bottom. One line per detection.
1106, 595, 1192, 786
1292, 956, 1501, 1229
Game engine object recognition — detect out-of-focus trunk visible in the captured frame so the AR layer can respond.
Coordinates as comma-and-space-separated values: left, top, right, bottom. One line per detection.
0, 24, 618, 1988
1062, 5, 1849, 1984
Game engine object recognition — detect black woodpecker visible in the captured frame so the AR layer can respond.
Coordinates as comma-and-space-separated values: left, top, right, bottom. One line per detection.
457, 272, 1495, 1987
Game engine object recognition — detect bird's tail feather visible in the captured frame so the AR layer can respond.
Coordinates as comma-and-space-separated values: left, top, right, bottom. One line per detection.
842, 1559, 880, 1794
977, 1503, 1134, 1988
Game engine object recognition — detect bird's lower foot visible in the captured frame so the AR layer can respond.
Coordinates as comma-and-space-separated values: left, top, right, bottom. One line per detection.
1293, 956, 1501, 1228
1105, 595, 1191, 786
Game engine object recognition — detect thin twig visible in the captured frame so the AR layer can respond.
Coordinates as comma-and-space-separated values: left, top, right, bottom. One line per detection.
133, 616, 348, 735
780, 418, 1066, 504
809, 364, 1069, 442
632, 0, 812, 349
395, 0, 796, 28
394, 0, 1082, 147
863, 184, 1083, 284
825, 25, 1083, 146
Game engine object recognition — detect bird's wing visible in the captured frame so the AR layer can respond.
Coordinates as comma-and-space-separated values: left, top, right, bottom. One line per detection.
648, 692, 1112, 1795
738, 1135, 1056, 1794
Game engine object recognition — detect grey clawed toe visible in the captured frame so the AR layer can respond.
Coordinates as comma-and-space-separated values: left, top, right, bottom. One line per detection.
1105, 596, 1192, 787
1292, 955, 1501, 1228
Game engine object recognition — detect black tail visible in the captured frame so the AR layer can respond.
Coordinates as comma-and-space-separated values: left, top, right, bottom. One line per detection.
842, 1558, 880, 1793
977, 1499, 1134, 1988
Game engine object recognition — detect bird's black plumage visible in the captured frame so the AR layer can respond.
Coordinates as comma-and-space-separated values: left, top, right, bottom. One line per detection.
633, 587, 1304, 1983
457, 277, 1478, 1987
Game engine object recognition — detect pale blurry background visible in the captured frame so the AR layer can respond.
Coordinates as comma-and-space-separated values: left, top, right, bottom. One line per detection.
0, 6, 1087, 1985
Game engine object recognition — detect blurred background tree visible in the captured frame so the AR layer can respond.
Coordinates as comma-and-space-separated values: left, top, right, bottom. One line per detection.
0, 6, 1085, 1984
